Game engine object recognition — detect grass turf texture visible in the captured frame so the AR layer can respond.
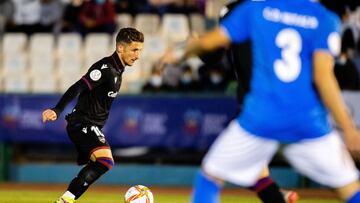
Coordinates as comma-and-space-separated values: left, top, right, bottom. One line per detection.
0, 190, 341, 203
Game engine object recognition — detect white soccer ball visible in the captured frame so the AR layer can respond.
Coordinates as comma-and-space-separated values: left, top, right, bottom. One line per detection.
124, 185, 154, 203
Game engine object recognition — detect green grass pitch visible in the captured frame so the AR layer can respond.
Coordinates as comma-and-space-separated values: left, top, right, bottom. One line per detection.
0, 190, 341, 203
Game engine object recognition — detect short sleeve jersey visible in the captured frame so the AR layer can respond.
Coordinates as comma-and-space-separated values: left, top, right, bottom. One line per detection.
71, 52, 124, 127
220, 0, 341, 142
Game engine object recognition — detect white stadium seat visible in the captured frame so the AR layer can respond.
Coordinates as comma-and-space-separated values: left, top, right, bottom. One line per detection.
161, 14, 190, 44
29, 33, 55, 56
134, 14, 160, 35
116, 13, 133, 29
2, 54, 27, 76
189, 14, 206, 34
31, 74, 57, 93
57, 33, 83, 78
84, 33, 111, 69
57, 33, 82, 56
2, 33, 27, 55
3, 74, 29, 93
29, 34, 55, 81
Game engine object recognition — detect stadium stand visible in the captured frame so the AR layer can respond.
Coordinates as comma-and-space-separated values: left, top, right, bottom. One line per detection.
134, 13, 161, 35
161, 14, 190, 44
116, 13, 133, 30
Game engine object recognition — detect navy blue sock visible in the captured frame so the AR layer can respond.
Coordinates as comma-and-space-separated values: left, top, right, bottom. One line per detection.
192, 171, 221, 203
347, 190, 360, 203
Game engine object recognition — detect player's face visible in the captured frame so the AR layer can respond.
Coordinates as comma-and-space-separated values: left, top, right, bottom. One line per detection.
118, 42, 143, 66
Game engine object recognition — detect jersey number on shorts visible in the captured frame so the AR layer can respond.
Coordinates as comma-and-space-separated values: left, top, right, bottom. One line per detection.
274, 28, 302, 83
91, 126, 106, 143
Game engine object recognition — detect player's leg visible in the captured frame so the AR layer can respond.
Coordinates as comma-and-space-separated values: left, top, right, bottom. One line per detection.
192, 120, 279, 203
284, 131, 360, 202
252, 167, 298, 203
56, 125, 114, 202
67, 147, 114, 199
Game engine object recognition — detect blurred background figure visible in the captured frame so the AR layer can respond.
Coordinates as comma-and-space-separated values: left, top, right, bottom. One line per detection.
7, 0, 41, 35
39, 0, 63, 33
0, 0, 14, 36
199, 64, 227, 93
114, 0, 138, 16
178, 64, 201, 93
77, 0, 116, 36
334, 28, 360, 90
142, 63, 171, 93
60, 0, 83, 32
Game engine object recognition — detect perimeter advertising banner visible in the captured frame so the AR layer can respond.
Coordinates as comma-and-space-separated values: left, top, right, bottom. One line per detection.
0, 95, 237, 150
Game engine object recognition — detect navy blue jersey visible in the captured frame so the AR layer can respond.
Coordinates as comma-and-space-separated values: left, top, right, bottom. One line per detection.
220, 0, 341, 142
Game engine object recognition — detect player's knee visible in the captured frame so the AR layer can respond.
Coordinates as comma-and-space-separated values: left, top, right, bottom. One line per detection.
77, 160, 113, 186
96, 157, 114, 170
90, 148, 114, 170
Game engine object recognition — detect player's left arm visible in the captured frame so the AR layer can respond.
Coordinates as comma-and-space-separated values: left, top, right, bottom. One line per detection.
313, 14, 360, 154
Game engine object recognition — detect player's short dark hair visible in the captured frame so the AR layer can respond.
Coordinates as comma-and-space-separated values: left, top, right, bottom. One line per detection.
116, 28, 144, 44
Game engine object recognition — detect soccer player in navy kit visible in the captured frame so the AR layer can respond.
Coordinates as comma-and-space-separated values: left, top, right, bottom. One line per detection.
164, 0, 360, 202
42, 28, 144, 203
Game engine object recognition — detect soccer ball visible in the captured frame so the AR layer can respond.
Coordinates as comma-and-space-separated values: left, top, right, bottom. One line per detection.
124, 185, 154, 203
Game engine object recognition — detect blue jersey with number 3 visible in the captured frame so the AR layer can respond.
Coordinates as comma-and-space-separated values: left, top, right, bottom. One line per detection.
220, 0, 341, 142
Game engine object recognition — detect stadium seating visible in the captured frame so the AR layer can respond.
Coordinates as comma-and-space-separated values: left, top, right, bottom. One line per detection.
2, 33, 27, 55
0, 12, 208, 93
161, 14, 190, 44
116, 13, 133, 29
57, 33, 83, 85
84, 33, 112, 70
189, 14, 206, 34
134, 13, 161, 35
3, 74, 29, 93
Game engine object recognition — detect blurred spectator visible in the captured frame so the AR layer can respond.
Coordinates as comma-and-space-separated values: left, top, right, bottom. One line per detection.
334, 28, 360, 90
7, 0, 42, 35
178, 64, 201, 92
0, 0, 14, 35
146, 0, 202, 15
114, 0, 137, 15
162, 63, 182, 90
78, 0, 116, 36
142, 63, 171, 93
354, 37, 360, 77
39, 0, 63, 33
199, 64, 227, 92
61, 0, 83, 32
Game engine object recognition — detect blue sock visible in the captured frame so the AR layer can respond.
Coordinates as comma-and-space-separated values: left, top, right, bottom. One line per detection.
191, 171, 221, 203
347, 190, 360, 203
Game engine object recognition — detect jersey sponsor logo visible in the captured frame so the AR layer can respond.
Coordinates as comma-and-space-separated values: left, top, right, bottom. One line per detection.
101, 64, 108, 69
90, 69, 102, 81
107, 91, 118, 98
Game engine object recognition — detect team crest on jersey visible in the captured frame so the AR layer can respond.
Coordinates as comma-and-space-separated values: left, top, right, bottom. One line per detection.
90, 69, 102, 81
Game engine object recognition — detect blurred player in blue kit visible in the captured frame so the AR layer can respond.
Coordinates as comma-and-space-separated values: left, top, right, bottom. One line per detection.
198, 0, 298, 202
163, 0, 360, 202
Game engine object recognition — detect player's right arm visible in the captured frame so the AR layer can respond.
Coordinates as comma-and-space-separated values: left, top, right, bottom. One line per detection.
162, 2, 250, 64
42, 79, 88, 123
